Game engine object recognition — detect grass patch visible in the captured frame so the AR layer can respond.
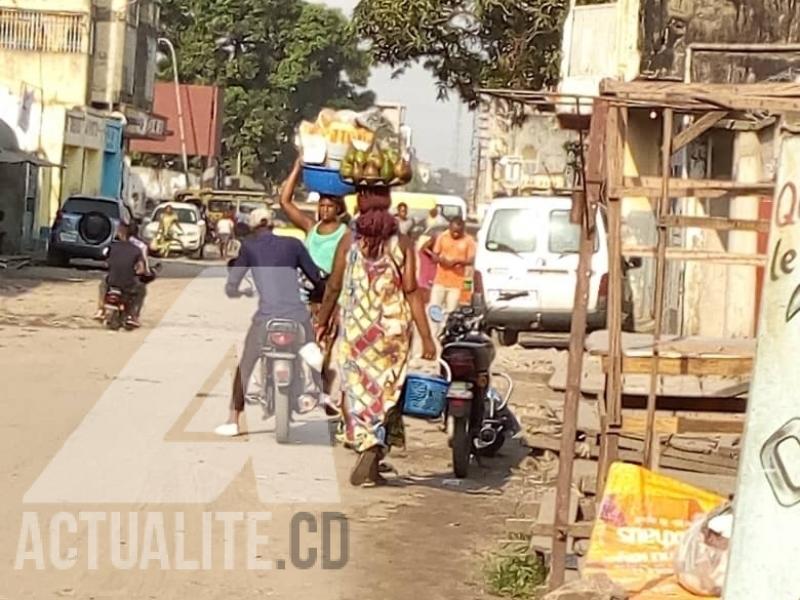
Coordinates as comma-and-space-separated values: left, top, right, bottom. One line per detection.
484, 535, 548, 599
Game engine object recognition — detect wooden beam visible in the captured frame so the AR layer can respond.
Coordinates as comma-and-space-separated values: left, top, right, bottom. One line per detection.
672, 111, 727, 153
661, 214, 770, 233
601, 355, 754, 377
601, 79, 800, 98
612, 176, 775, 198
621, 415, 745, 435
622, 245, 766, 266
644, 107, 673, 470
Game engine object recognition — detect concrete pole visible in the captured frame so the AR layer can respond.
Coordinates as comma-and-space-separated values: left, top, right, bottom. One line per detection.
724, 115, 800, 598
158, 38, 190, 189
725, 131, 763, 337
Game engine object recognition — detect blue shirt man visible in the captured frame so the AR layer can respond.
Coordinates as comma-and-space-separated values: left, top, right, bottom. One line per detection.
217, 208, 324, 437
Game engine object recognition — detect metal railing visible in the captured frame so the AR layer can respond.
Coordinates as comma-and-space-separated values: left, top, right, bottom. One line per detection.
0, 9, 90, 54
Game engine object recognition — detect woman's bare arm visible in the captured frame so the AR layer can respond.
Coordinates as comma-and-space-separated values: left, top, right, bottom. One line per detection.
317, 231, 351, 330
279, 159, 315, 233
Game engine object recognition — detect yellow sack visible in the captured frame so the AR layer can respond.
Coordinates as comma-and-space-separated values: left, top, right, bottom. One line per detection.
583, 463, 724, 599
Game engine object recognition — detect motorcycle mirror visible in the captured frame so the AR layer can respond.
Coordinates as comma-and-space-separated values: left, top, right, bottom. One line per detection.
428, 305, 445, 323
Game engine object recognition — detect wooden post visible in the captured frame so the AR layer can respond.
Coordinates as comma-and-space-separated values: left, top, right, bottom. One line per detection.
597, 196, 623, 492
644, 108, 674, 469
549, 188, 596, 589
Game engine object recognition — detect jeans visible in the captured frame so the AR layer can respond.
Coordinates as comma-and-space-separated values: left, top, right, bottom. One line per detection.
231, 317, 319, 412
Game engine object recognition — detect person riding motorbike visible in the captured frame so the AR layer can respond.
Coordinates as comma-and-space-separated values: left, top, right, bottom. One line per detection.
94, 221, 151, 321
151, 205, 184, 257
214, 207, 325, 437
96, 223, 147, 328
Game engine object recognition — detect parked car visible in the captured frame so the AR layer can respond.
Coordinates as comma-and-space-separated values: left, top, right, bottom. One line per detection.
140, 202, 207, 259
47, 195, 133, 267
474, 195, 637, 346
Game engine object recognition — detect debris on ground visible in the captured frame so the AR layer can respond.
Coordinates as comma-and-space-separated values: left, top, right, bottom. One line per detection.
543, 574, 628, 600
0, 255, 32, 270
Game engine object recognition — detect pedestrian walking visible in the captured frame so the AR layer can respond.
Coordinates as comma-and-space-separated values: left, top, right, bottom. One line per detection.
427, 217, 475, 324
316, 187, 436, 486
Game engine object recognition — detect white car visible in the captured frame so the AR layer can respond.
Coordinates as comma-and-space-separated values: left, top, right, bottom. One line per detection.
141, 202, 207, 259
475, 195, 636, 346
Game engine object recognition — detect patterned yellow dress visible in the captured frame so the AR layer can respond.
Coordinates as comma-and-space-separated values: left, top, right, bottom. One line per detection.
336, 234, 412, 453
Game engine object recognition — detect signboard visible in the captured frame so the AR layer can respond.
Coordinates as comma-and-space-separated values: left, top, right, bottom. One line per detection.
724, 123, 800, 598
64, 110, 105, 150
584, 463, 723, 599
124, 106, 167, 139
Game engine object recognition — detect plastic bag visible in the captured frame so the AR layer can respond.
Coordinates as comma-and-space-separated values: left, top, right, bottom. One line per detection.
674, 501, 733, 596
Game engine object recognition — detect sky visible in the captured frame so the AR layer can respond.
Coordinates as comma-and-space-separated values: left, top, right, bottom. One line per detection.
321, 0, 474, 175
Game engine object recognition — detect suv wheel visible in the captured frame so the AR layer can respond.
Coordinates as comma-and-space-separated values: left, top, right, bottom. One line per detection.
46, 248, 69, 267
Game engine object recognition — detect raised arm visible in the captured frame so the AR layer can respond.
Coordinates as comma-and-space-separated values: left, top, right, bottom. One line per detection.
279, 158, 315, 234
316, 231, 351, 335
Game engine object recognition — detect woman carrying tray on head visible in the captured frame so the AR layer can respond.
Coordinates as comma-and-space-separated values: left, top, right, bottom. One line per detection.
280, 158, 349, 414
316, 186, 436, 486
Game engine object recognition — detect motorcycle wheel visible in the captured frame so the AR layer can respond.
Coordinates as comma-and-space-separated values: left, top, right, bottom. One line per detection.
106, 309, 122, 331
452, 416, 471, 478
274, 383, 291, 444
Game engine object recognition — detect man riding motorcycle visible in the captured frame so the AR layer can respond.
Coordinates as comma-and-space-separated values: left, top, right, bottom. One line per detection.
151, 204, 184, 257
97, 223, 147, 328
215, 207, 325, 437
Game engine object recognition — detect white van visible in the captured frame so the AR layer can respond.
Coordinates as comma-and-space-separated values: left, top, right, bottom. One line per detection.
475, 195, 633, 346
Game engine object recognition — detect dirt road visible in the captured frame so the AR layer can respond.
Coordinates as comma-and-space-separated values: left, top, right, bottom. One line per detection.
0, 261, 550, 600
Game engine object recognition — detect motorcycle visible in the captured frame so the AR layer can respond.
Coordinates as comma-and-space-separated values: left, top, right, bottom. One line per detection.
429, 304, 521, 478
103, 286, 135, 331
226, 259, 320, 444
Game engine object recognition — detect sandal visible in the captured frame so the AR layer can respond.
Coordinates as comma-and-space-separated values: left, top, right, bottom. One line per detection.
350, 448, 379, 486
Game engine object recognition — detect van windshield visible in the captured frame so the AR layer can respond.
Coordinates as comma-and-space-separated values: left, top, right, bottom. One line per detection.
439, 204, 463, 220
549, 210, 598, 253
486, 208, 537, 253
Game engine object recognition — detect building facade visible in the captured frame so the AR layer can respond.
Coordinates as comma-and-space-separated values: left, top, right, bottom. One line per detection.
0, 0, 164, 251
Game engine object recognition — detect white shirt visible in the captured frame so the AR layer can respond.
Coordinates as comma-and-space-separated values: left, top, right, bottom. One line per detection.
217, 218, 234, 235
130, 236, 150, 272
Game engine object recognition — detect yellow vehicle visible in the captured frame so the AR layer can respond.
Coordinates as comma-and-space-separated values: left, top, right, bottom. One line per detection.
344, 191, 467, 234
172, 189, 313, 241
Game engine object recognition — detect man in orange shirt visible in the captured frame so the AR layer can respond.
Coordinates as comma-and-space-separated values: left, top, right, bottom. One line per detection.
428, 217, 476, 321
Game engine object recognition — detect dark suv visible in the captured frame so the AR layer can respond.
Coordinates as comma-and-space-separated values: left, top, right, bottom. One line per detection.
47, 196, 133, 266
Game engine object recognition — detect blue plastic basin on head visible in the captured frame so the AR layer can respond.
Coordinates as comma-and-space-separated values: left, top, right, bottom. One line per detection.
302, 165, 356, 197
402, 373, 449, 419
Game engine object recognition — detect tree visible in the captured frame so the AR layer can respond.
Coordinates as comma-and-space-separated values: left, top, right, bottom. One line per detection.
354, 0, 570, 105
159, 0, 374, 183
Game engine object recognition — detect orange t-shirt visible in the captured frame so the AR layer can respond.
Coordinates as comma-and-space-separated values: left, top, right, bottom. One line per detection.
433, 231, 476, 289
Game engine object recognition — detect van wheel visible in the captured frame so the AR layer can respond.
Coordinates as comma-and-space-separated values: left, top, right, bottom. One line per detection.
498, 330, 519, 347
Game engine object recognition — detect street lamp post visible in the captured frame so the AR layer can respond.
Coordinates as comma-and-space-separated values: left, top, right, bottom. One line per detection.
158, 37, 190, 188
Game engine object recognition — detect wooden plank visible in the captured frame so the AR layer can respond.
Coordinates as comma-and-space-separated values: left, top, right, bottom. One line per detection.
605, 104, 625, 193
661, 214, 770, 233
644, 107, 673, 471
672, 111, 727, 152
621, 415, 745, 435
622, 245, 766, 266
530, 522, 595, 539
612, 176, 775, 199
601, 355, 753, 376
600, 79, 800, 99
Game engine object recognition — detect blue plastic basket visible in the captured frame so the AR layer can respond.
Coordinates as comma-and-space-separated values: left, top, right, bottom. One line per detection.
402, 373, 449, 419
302, 165, 356, 197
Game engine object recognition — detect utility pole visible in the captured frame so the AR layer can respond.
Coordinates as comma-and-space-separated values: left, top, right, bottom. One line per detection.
158, 37, 190, 188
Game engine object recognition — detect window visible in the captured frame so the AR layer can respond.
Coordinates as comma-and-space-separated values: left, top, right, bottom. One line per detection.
548, 210, 598, 253
486, 208, 537, 253
154, 207, 197, 224
0, 9, 89, 54
439, 204, 463, 220
63, 198, 120, 219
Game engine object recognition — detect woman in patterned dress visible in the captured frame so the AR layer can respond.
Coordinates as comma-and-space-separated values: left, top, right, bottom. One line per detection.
316, 187, 437, 486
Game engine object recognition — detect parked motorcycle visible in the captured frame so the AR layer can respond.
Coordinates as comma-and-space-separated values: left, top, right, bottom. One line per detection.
429, 304, 521, 478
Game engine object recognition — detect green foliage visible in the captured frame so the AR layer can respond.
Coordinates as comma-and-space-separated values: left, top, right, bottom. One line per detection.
484, 537, 548, 598
159, 0, 374, 183
354, 0, 569, 104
